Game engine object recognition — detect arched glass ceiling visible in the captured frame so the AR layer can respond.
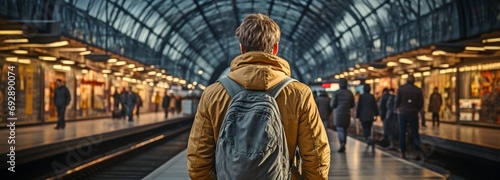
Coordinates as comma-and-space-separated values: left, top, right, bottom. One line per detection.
5, 0, 497, 85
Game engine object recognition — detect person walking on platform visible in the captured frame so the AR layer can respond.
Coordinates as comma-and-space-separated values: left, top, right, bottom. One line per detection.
385, 88, 398, 150
428, 87, 443, 126
187, 13, 330, 180
162, 91, 171, 118
395, 75, 424, 160
54, 79, 71, 130
112, 89, 121, 110
153, 91, 161, 113
331, 78, 355, 153
379, 88, 390, 143
121, 87, 137, 121
356, 84, 379, 151
315, 90, 332, 131
135, 91, 143, 118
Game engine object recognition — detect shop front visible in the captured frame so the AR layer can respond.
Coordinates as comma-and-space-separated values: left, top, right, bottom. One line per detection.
458, 61, 500, 125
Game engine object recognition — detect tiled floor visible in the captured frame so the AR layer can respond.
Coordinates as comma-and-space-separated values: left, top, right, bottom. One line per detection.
0, 112, 187, 153
143, 129, 446, 180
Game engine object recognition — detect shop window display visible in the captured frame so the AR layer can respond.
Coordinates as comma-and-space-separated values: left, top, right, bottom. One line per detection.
424, 70, 457, 123
459, 63, 500, 124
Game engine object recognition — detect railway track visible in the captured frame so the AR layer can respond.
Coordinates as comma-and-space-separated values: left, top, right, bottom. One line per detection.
2, 118, 192, 180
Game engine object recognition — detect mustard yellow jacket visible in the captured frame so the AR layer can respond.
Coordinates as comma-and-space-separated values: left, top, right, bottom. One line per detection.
187, 52, 330, 180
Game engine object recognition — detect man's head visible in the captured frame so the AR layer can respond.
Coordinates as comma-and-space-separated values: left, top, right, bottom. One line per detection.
339, 78, 348, 89
235, 13, 281, 54
389, 88, 395, 95
55, 79, 63, 87
434, 87, 438, 93
383, 88, 389, 94
407, 75, 415, 84
363, 84, 371, 94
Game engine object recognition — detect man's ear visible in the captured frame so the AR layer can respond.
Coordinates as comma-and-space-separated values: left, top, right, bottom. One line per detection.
272, 43, 279, 55
239, 44, 246, 54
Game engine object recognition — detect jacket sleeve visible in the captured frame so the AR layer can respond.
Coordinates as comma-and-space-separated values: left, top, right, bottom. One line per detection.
65, 87, 71, 105
330, 93, 337, 109
372, 96, 379, 116
356, 95, 362, 118
350, 93, 355, 108
417, 90, 424, 111
187, 92, 216, 180
298, 88, 330, 180
394, 91, 401, 111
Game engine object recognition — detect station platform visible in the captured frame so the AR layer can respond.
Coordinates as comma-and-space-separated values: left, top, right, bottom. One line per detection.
143, 129, 447, 180
370, 120, 500, 162
0, 112, 190, 165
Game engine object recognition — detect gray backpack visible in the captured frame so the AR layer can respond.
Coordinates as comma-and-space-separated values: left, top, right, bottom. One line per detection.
215, 77, 296, 180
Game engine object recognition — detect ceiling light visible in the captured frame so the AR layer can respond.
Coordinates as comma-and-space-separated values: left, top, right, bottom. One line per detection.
465, 46, 485, 51
339, 74, 345, 78
107, 58, 117, 63
439, 64, 449, 68
198, 70, 204, 75
62, 66, 71, 71
398, 58, 413, 64
79, 51, 91, 55
39, 56, 57, 61
193, 81, 198, 85
61, 60, 75, 65
4, 38, 28, 43
401, 74, 408, 79
58, 47, 87, 52
348, 67, 354, 71
0, 30, 23, 35
161, 69, 166, 73
354, 70, 359, 74
484, 46, 500, 50
432, 50, 447, 56
53, 64, 62, 69
102, 70, 111, 74
414, 72, 422, 77
387, 62, 398, 67
173, 78, 179, 82
180, 80, 187, 85
166, 76, 173, 81
482, 37, 500, 43
316, 77, 322, 82
18, 59, 30, 64
156, 73, 162, 77
6, 57, 18, 62
136, 67, 144, 71
359, 68, 366, 72
115, 61, 126, 66
82, 69, 88, 74
418, 67, 431, 71
416, 55, 433, 61
128, 64, 135, 68
12, 50, 28, 54
423, 71, 431, 76
334, 75, 339, 79
148, 71, 157, 75
18, 40, 69, 48
368, 66, 374, 71
113, 72, 123, 76
348, 72, 355, 76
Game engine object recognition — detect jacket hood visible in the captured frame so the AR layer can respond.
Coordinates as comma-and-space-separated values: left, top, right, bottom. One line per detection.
227, 51, 291, 90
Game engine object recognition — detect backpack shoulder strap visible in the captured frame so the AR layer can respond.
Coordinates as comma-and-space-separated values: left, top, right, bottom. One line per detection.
218, 77, 244, 98
268, 77, 297, 98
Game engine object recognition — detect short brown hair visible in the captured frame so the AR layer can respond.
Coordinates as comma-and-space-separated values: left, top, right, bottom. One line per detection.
235, 13, 281, 53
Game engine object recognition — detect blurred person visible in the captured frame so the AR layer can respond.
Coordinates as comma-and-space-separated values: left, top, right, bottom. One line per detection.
112, 89, 121, 110
395, 75, 424, 160
331, 78, 355, 153
53, 79, 71, 130
315, 90, 332, 131
428, 87, 443, 126
135, 91, 143, 118
187, 13, 330, 179
169, 92, 177, 114
162, 91, 171, 118
356, 84, 379, 151
379, 88, 390, 143
153, 91, 161, 113
385, 88, 398, 150
121, 87, 137, 121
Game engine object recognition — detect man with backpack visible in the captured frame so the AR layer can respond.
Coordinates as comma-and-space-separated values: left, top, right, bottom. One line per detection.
187, 13, 330, 180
